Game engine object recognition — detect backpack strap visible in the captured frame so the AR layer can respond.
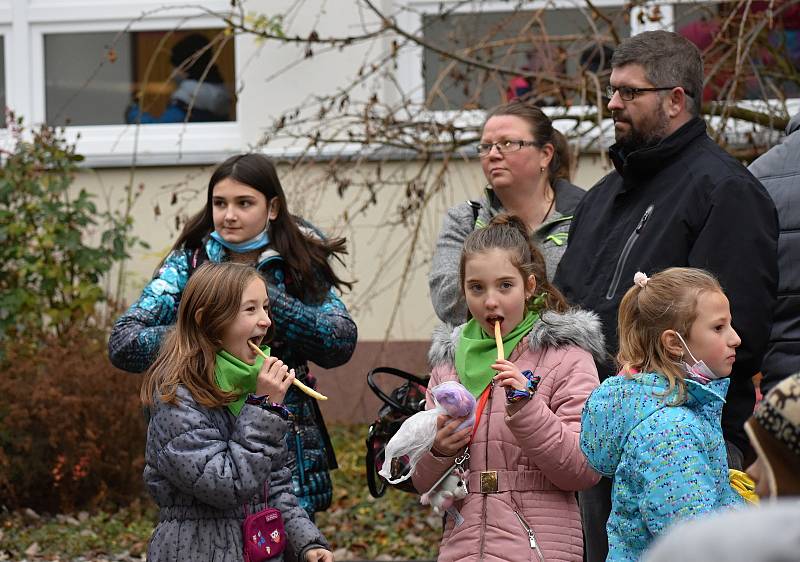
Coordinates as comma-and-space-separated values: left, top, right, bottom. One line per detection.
467, 200, 482, 229
186, 245, 209, 278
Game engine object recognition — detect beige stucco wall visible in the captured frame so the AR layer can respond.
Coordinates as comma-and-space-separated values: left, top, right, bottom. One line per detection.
79, 153, 610, 341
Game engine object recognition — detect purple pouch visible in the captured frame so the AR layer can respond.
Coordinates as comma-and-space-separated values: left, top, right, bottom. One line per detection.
242, 482, 287, 562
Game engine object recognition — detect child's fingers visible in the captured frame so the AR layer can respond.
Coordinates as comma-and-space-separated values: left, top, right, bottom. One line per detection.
493, 371, 527, 391
258, 355, 280, 375
280, 369, 296, 391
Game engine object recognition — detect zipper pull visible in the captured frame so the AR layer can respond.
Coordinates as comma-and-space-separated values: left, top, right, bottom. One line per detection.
528, 530, 537, 549
636, 204, 654, 233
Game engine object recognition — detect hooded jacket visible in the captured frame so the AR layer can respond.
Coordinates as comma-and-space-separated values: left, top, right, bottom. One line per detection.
555, 116, 778, 459
109, 220, 356, 515
748, 113, 800, 394
145, 386, 328, 562
412, 309, 603, 562
580, 373, 743, 562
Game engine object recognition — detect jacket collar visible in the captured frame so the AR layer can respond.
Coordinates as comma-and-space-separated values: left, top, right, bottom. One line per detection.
609, 117, 708, 188
428, 308, 606, 368
787, 112, 800, 135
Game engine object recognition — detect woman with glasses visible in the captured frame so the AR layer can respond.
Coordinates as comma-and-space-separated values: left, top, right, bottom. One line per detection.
429, 100, 585, 325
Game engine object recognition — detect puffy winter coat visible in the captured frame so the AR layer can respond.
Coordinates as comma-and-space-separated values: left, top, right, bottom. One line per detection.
580, 373, 744, 562
145, 386, 329, 562
109, 223, 356, 514
748, 112, 800, 393
412, 309, 603, 562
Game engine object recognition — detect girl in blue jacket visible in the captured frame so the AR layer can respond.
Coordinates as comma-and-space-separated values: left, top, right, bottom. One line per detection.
110, 153, 357, 517
580, 267, 743, 561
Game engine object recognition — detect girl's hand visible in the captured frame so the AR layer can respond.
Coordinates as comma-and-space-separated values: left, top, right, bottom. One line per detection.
432, 415, 471, 457
255, 356, 295, 404
492, 359, 526, 391
305, 548, 334, 562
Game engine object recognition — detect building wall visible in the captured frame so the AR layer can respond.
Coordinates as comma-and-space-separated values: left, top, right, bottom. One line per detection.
81, 153, 610, 422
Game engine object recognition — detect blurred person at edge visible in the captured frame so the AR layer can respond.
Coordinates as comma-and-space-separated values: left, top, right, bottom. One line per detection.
643, 372, 800, 562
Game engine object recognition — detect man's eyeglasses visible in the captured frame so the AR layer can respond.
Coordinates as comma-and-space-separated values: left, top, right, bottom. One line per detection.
476, 140, 538, 157
605, 85, 694, 101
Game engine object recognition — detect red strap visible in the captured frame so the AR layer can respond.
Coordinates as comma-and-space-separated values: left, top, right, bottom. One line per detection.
470, 384, 492, 443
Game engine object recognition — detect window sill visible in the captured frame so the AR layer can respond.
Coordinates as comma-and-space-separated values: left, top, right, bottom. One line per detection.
60, 122, 242, 168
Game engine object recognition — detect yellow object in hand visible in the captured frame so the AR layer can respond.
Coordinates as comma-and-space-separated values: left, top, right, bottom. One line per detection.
494, 321, 504, 361
247, 341, 328, 401
729, 469, 759, 505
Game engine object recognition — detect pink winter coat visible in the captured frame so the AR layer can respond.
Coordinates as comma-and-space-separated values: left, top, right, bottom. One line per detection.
412, 309, 603, 562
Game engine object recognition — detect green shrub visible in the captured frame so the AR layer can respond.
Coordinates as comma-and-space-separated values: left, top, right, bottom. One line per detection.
0, 324, 147, 512
0, 114, 142, 348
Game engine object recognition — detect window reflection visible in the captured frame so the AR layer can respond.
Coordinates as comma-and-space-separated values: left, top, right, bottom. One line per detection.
45, 29, 235, 126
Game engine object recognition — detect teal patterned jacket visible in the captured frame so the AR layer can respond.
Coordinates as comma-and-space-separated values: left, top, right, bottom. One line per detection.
109, 229, 357, 515
580, 373, 743, 562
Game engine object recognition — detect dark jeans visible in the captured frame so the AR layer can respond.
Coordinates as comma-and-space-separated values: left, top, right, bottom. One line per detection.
579, 476, 612, 562
579, 440, 745, 562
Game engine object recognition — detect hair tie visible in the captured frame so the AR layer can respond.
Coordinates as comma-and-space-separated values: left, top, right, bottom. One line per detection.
633, 271, 649, 288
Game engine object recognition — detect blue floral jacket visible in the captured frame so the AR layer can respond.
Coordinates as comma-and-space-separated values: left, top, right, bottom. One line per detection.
580, 373, 743, 562
109, 230, 357, 514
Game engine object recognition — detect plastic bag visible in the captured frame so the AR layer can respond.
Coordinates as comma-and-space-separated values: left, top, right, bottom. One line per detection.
378, 381, 475, 484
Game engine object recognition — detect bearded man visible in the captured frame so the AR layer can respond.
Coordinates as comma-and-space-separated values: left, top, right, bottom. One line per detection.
553, 30, 778, 562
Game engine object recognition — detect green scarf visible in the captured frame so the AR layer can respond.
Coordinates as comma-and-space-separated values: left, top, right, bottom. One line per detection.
455, 311, 538, 397
215, 345, 270, 415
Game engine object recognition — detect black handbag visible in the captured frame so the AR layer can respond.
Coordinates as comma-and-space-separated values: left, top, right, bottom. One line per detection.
365, 367, 429, 498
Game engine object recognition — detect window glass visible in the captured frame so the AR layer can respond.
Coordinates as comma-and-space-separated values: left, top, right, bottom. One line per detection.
676, 1, 800, 100
45, 29, 236, 126
422, 8, 629, 110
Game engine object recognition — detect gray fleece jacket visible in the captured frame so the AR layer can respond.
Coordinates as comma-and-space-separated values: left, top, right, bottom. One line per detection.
429, 178, 585, 325
144, 386, 328, 562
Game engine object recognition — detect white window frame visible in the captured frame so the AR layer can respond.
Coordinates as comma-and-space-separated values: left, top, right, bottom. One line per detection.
2, 0, 242, 167
396, 0, 797, 151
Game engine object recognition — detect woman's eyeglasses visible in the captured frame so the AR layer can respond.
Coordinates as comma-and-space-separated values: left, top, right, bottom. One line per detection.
476, 140, 538, 157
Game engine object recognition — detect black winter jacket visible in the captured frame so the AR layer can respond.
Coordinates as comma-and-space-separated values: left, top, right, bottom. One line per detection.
554, 117, 778, 457
748, 113, 800, 394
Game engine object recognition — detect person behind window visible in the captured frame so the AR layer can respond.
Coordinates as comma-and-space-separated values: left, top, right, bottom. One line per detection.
126, 33, 232, 124
505, 43, 566, 106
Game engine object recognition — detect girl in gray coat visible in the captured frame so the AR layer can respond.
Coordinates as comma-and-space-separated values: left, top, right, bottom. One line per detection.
140, 262, 333, 562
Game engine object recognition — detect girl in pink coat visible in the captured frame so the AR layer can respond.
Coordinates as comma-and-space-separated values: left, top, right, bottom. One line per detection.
413, 214, 603, 562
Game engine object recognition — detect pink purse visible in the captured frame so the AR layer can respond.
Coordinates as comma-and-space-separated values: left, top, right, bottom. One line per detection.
242, 482, 287, 562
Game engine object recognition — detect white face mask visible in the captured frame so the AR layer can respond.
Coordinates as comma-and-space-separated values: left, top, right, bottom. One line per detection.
675, 332, 725, 383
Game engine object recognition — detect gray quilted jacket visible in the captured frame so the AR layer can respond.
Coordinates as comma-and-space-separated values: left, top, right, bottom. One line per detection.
748, 112, 800, 394
144, 386, 329, 562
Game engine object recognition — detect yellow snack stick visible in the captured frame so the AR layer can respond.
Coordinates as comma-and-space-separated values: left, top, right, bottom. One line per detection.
247, 340, 328, 401
494, 321, 504, 361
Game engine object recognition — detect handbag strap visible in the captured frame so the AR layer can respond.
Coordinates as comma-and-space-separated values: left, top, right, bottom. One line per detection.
470, 384, 492, 443
243, 480, 270, 517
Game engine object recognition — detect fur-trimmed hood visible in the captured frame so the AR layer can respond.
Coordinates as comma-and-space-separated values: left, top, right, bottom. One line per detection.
428, 308, 606, 368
